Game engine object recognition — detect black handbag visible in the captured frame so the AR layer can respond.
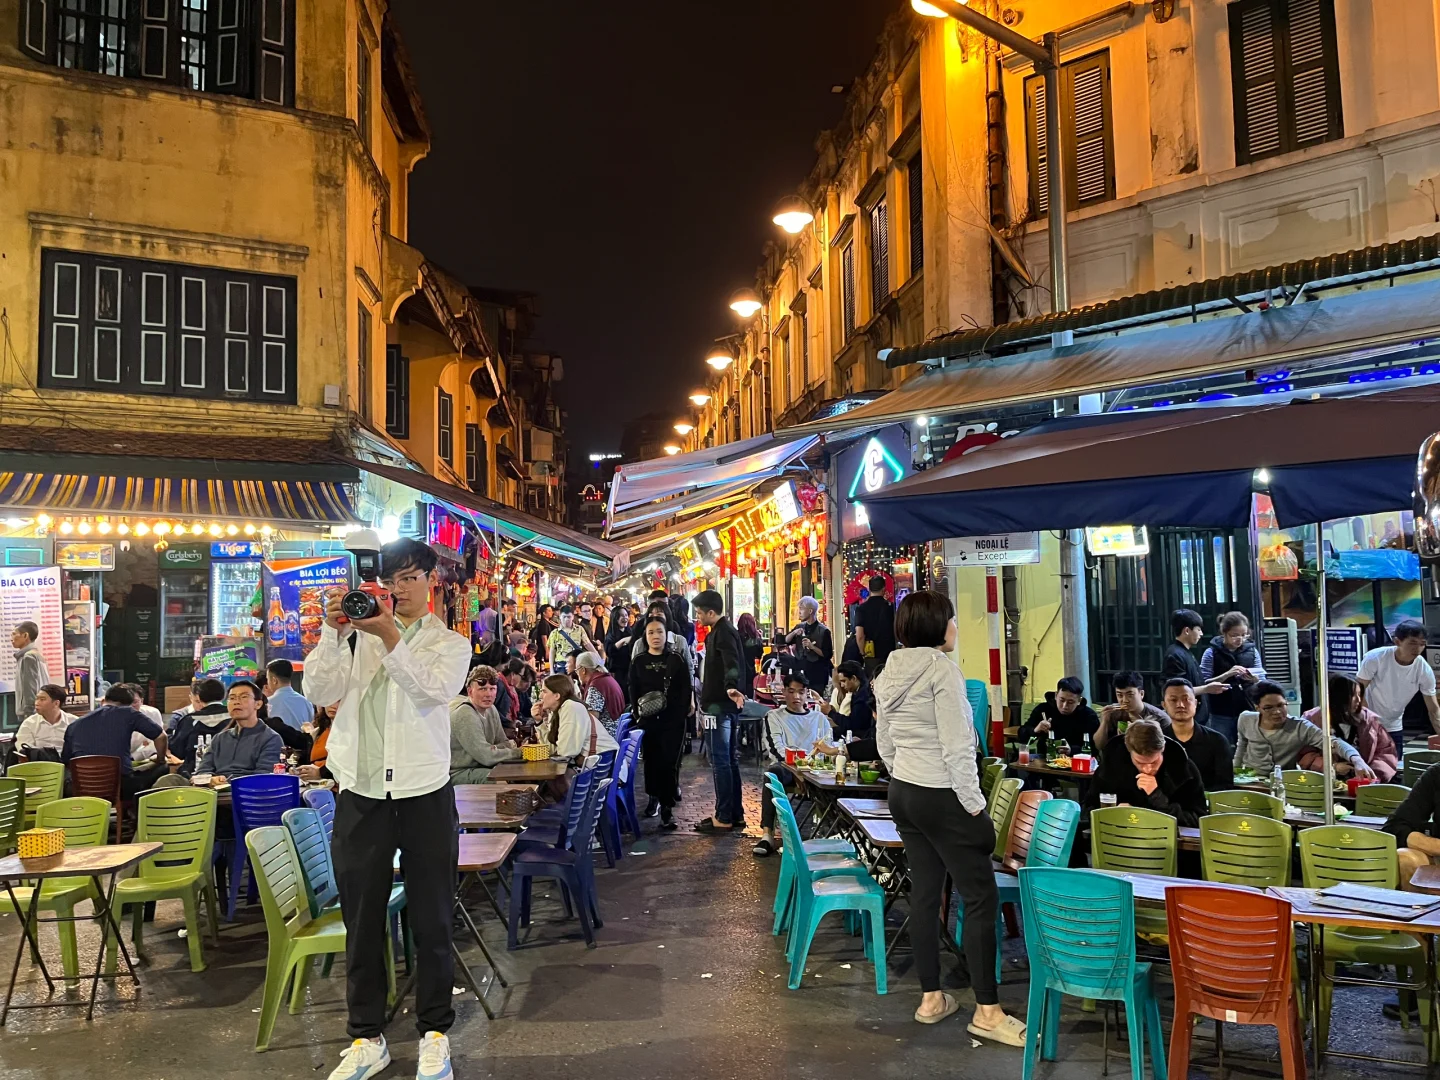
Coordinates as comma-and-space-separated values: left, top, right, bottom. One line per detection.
634, 674, 672, 725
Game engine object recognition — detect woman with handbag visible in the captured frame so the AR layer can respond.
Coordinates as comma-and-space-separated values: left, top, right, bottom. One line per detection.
629, 615, 690, 830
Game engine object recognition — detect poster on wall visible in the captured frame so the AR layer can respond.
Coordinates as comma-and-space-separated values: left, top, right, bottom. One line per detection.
787, 567, 802, 629
0, 566, 64, 695
732, 576, 755, 621
756, 571, 772, 629
261, 556, 351, 666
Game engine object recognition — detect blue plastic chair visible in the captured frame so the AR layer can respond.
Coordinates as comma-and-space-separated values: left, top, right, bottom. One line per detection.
599, 734, 643, 865
764, 776, 871, 940
1018, 867, 1167, 1080
226, 774, 302, 921
616, 730, 644, 837
301, 787, 336, 841
966, 678, 990, 755
517, 765, 597, 864
773, 798, 886, 993
615, 713, 633, 746
508, 778, 610, 950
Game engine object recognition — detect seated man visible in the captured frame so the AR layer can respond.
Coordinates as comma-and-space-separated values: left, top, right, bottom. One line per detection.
1083, 718, 1209, 827
1020, 675, 1100, 755
194, 680, 284, 782
752, 671, 829, 859
449, 664, 521, 785
1234, 680, 1373, 777
15, 683, 78, 760
1387, 763, 1440, 889
1094, 671, 1171, 749
62, 683, 169, 800
1162, 678, 1234, 790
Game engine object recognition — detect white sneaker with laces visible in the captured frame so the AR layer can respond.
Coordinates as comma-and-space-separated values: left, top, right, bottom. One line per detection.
328, 1037, 391, 1080
417, 1032, 453, 1080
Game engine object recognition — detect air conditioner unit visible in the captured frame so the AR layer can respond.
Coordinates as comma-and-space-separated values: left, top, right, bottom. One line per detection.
1261, 617, 1301, 705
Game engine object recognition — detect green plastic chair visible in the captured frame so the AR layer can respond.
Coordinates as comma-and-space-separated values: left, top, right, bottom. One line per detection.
0, 777, 25, 856
106, 788, 220, 974
0, 797, 108, 983
1206, 788, 1284, 820
980, 757, 1003, 801
1355, 783, 1411, 818
774, 799, 886, 994
1090, 805, 1176, 944
1298, 824, 1431, 1054
989, 777, 1023, 860
247, 825, 348, 1052
1404, 750, 1440, 788
7, 761, 63, 830
1282, 770, 1328, 813
1199, 813, 1292, 888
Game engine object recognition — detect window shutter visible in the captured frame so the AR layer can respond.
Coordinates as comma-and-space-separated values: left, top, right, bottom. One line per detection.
19, 0, 54, 63
1025, 72, 1049, 216
207, 0, 250, 95
1286, 0, 1342, 149
841, 242, 856, 342
385, 344, 409, 437
869, 199, 889, 317
1230, 0, 1283, 164
908, 153, 923, 274
254, 0, 295, 105
1067, 52, 1114, 208
136, 0, 173, 80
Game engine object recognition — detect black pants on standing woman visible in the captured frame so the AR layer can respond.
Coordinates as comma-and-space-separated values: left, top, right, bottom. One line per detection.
887, 777, 1000, 1006
641, 715, 685, 807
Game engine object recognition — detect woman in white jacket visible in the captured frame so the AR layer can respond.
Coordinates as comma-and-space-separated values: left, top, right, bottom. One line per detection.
875, 590, 1024, 1046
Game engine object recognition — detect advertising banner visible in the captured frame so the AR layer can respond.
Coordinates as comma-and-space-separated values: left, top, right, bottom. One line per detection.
261, 556, 350, 666
197, 637, 263, 681
0, 566, 64, 694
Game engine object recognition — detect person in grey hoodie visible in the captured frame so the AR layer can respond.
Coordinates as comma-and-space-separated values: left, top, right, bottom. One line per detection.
196, 680, 283, 781
11, 620, 49, 718
875, 590, 1025, 1047
449, 665, 520, 785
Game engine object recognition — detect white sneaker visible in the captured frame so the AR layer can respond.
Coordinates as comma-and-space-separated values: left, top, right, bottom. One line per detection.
417, 1032, 453, 1080
328, 1037, 391, 1080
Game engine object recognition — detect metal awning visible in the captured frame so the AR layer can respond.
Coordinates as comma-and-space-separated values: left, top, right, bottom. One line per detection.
0, 471, 359, 524
620, 502, 755, 563
348, 458, 628, 574
606, 433, 819, 534
779, 271, 1440, 438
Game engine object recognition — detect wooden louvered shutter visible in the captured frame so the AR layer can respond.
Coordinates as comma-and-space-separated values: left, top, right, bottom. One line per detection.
1067, 51, 1114, 208
1285, 0, 1342, 150
1025, 71, 1050, 216
907, 153, 923, 274
1230, 0, 1284, 163
19, 0, 54, 62
207, 0, 251, 96
869, 199, 889, 316
1230, 0, 1341, 165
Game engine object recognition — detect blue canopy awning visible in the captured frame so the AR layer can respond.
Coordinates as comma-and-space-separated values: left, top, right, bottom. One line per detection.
866, 388, 1440, 544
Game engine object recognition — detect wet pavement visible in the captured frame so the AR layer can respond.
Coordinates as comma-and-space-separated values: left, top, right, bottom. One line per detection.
0, 750, 1422, 1079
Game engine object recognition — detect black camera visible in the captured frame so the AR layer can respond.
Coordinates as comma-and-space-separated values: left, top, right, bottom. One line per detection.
339, 530, 390, 622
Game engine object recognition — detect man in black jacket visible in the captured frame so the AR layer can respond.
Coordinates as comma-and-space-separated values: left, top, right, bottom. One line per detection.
1387, 763, 1440, 889
1082, 718, 1208, 827
692, 589, 746, 834
1019, 676, 1099, 754
165, 677, 231, 776
853, 577, 896, 676
1161, 678, 1234, 790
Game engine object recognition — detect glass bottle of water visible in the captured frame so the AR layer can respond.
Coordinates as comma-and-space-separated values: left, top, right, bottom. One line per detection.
1270, 764, 1286, 802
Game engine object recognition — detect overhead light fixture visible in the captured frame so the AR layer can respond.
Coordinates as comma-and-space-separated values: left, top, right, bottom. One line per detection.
208, 523, 223, 537
706, 346, 735, 370
117, 521, 130, 536
154, 521, 171, 536
36, 514, 51, 528
674, 422, 694, 435
911, 0, 949, 15
729, 289, 762, 319
77, 520, 92, 535
97, 519, 112, 535
226, 524, 239, 536
663, 445, 682, 456
689, 392, 711, 406
59, 519, 74, 535
771, 195, 815, 234
134, 521, 150, 536
243, 524, 256, 536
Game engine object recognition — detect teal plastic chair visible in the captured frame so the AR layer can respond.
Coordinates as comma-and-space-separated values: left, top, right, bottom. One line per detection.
966, 679, 989, 754
774, 799, 886, 994
1018, 866, 1168, 1080
764, 774, 867, 937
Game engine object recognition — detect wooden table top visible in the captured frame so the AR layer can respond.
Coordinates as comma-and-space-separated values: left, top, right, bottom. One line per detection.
454, 784, 535, 829
0, 842, 162, 881
856, 817, 904, 849
1009, 760, 1096, 780
487, 760, 567, 782
837, 797, 891, 819
799, 769, 888, 793
457, 832, 517, 873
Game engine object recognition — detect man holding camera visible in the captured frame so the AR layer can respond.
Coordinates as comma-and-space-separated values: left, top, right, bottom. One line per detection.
305, 536, 472, 1080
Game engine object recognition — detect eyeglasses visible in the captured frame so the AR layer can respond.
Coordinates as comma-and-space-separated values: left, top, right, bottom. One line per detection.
1258, 702, 1288, 713
381, 570, 428, 588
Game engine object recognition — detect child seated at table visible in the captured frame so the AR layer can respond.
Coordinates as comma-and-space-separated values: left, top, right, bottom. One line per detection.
752, 671, 830, 858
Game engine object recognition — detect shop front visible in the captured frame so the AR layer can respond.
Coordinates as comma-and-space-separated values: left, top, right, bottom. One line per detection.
718, 480, 826, 638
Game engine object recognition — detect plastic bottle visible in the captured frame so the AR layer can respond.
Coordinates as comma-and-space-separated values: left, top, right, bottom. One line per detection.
834, 745, 848, 783
1270, 764, 1286, 802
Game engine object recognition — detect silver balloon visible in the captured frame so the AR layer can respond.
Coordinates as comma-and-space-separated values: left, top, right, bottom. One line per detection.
1415, 432, 1440, 561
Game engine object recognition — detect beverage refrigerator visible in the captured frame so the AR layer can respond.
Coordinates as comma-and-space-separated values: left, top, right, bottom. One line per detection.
158, 543, 210, 684
210, 541, 264, 638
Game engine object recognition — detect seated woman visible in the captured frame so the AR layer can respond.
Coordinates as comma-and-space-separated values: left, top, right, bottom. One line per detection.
752, 671, 830, 858
1299, 672, 1399, 782
1234, 680, 1374, 778
819, 660, 875, 739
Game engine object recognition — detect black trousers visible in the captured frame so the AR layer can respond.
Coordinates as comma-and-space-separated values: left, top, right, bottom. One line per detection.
888, 777, 1000, 1005
760, 763, 795, 828
641, 716, 684, 807
334, 782, 459, 1038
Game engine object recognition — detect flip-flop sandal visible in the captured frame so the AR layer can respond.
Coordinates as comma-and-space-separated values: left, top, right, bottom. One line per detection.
693, 818, 735, 834
967, 1015, 1027, 1047
752, 838, 777, 857
914, 992, 961, 1025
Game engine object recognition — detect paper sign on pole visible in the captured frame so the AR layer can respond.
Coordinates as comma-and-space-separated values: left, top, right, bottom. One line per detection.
0, 566, 64, 694
944, 533, 1043, 566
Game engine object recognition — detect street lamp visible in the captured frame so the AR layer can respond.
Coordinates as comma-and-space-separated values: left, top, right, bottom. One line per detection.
706, 345, 735, 370
674, 422, 694, 436
771, 195, 814, 235
728, 288, 762, 319
663, 444, 681, 456
689, 391, 711, 406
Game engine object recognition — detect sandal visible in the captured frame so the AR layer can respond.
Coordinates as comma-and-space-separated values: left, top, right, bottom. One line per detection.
914, 992, 961, 1025
693, 818, 735, 834
752, 838, 777, 857
967, 1014, 1027, 1047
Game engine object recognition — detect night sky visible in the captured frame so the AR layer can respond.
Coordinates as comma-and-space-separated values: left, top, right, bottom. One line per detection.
393, 1, 903, 459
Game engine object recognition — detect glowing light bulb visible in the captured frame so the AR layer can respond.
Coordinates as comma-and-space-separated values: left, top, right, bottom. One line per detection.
154, 521, 171, 536
117, 522, 130, 536
77, 520, 92, 535
59, 520, 74, 535
226, 524, 239, 536
97, 520, 112, 535
134, 522, 150, 536
208, 523, 223, 537
36, 514, 51, 528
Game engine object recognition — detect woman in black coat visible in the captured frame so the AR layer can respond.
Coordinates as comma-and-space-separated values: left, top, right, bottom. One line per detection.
629, 614, 690, 830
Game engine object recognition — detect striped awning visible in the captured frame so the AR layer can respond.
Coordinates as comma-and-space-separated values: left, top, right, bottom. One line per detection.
0, 472, 358, 524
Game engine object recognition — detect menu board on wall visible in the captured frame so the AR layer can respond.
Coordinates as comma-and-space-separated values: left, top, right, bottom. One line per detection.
0, 566, 64, 695
731, 576, 755, 621
788, 567, 802, 629
261, 556, 350, 666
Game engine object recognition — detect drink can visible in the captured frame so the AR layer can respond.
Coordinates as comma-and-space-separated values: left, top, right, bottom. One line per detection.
273, 762, 288, 774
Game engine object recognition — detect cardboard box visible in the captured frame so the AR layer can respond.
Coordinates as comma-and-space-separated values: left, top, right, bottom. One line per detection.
164, 685, 193, 715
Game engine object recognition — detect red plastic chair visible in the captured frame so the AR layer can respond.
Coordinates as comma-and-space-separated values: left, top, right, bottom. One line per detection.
1166, 884, 1306, 1079
68, 755, 124, 844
